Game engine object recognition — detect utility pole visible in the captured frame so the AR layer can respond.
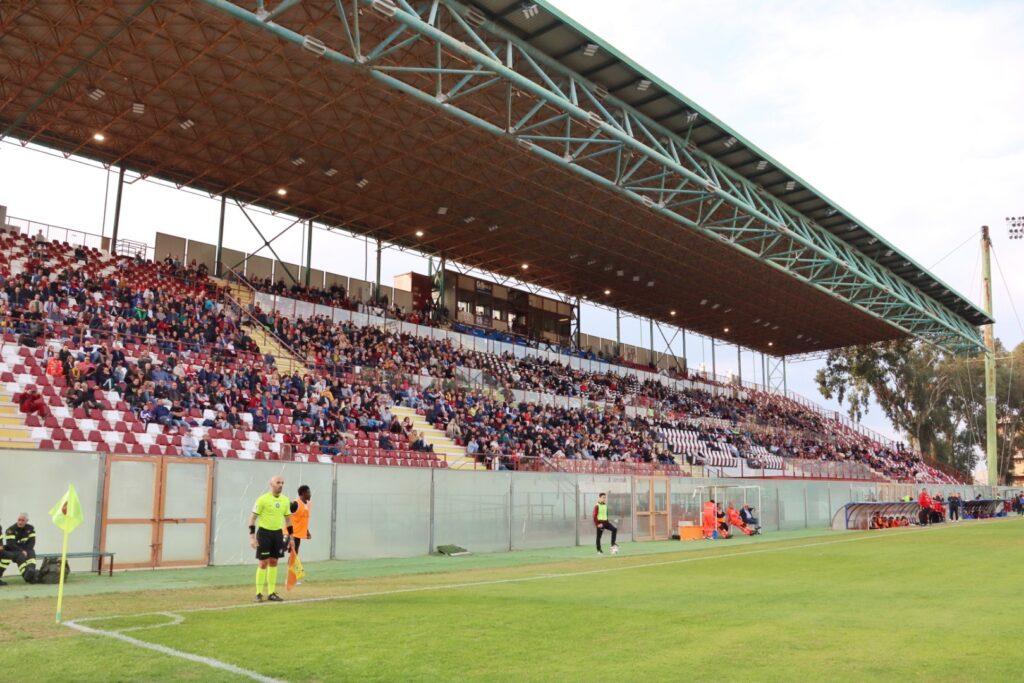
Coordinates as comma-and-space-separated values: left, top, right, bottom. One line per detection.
981, 226, 998, 486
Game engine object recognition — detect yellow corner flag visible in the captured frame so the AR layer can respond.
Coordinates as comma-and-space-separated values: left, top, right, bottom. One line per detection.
49, 484, 84, 623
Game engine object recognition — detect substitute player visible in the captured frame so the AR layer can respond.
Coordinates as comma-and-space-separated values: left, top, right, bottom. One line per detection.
289, 485, 312, 555
593, 492, 619, 554
249, 475, 294, 602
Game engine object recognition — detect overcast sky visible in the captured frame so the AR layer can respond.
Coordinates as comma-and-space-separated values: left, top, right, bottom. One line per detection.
1, 0, 1022, 453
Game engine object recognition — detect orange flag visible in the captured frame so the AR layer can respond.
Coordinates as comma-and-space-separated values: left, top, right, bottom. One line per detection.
286, 550, 305, 591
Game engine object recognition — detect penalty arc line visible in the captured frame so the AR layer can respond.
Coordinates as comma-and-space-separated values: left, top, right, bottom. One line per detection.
65, 518, 1020, 682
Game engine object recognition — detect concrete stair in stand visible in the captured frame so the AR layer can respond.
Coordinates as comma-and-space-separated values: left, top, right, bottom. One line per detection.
215, 277, 306, 376
0, 393, 39, 450
390, 405, 476, 469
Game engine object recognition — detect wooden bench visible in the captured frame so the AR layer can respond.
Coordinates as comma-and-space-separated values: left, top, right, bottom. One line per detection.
36, 551, 116, 576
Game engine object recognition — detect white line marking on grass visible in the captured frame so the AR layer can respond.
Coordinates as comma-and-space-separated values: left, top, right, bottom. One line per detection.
65, 619, 285, 683
65, 517, 1019, 682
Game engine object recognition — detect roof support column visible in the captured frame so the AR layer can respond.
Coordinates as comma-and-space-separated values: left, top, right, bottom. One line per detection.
649, 319, 655, 369
305, 220, 313, 287
214, 195, 226, 277
573, 297, 581, 351
374, 238, 383, 303
109, 165, 125, 256
981, 225, 998, 485
711, 338, 717, 381
614, 309, 621, 356
737, 345, 742, 386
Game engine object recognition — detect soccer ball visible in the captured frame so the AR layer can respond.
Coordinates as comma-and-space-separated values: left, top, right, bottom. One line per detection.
610, 545, 620, 555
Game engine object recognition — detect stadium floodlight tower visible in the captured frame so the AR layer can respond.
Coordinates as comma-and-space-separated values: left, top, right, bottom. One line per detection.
980, 226, 997, 485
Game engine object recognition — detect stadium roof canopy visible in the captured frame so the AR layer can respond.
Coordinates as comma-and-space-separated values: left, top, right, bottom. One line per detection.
0, 0, 990, 356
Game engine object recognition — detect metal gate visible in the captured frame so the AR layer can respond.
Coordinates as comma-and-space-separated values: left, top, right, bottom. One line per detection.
100, 456, 213, 569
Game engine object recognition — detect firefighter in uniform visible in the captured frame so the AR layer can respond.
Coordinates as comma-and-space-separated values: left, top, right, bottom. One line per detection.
1, 513, 37, 584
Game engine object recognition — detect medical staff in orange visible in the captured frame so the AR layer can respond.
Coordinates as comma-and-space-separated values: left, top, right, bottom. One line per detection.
726, 503, 755, 536
289, 485, 312, 554
918, 488, 931, 525
702, 499, 718, 539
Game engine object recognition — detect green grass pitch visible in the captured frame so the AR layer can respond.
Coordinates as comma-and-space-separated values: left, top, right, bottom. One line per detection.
4, 519, 1022, 682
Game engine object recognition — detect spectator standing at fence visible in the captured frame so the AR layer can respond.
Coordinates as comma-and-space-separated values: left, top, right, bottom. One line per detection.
593, 492, 618, 555
918, 488, 931, 526
948, 493, 962, 522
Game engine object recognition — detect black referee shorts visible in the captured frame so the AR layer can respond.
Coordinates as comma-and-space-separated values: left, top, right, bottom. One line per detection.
255, 527, 287, 560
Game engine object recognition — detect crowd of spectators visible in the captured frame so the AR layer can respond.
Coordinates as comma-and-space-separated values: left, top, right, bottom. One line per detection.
0, 232, 962, 483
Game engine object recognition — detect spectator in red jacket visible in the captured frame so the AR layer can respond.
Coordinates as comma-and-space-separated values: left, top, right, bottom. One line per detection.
17, 386, 46, 417
918, 488, 931, 525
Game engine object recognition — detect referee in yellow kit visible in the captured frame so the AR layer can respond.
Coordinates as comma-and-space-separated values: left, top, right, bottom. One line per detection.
248, 475, 295, 602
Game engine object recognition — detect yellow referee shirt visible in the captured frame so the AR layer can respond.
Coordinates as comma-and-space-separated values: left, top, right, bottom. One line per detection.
252, 492, 291, 531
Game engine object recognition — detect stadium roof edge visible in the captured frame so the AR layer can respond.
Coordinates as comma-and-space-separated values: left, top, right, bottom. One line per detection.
486, 0, 990, 328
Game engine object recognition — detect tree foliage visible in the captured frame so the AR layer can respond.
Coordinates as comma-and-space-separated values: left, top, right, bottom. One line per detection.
815, 339, 1024, 481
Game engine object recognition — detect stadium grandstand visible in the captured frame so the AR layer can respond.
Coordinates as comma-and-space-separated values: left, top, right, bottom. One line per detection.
5, 3, 1024, 681
0, 0, 989, 484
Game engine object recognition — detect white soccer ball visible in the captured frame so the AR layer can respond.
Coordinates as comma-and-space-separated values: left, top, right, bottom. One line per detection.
610, 546, 620, 555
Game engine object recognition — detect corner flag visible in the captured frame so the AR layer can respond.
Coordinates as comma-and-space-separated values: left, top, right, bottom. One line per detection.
49, 484, 84, 622
286, 550, 305, 592
49, 484, 84, 534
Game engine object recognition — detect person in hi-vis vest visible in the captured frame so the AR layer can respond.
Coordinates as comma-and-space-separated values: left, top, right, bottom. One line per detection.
289, 485, 312, 554
593, 492, 619, 555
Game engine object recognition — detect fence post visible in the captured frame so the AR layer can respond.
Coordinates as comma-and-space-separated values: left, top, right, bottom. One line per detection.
329, 464, 339, 560
428, 467, 436, 554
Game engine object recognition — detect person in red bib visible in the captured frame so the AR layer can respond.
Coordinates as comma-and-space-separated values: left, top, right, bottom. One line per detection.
289, 485, 312, 554
918, 488, 931, 526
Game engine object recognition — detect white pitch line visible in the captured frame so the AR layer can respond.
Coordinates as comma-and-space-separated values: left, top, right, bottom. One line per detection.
64, 619, 285, 683
66, 517, 1020, 682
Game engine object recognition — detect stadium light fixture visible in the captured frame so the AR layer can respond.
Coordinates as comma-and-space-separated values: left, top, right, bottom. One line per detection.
415, 230, 424, 238
437, 206, 448, 215
723, 137, 737, 149
723, 327, 730, 333
131, 102, 145, 115
86, 86, 105, 101
699, 299, 707, 305
521, 263, 529, 270
604, 289, 611, 295
521, 3, 540, 20
291, 156, 306, 167
463, 216, 476, 224
1007, 216, 1024, 240
276, 188, 287, 196
356, 177, 369, 188
582, 43, 599, 57
686, 112, 699, 123
323, 167, 338, 177
784, 180, 796, 191
670, 310, 676, 316
647, 280, 654, 287
178, 118, 195, 130
755, 160, 768, 171
768, 342, 774, 347
487, 224, 499, 232
92, 132, 105, 142
636, 79, 651, 92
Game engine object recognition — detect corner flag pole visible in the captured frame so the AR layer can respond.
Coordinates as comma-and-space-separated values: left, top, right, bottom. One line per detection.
55, 503, 71, 624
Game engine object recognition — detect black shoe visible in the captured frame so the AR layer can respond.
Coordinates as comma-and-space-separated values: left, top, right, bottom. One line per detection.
255, 593, 264, 602
267, 592, 283, 602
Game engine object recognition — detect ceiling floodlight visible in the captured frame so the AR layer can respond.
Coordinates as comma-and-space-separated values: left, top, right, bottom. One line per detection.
87, 86, 106, 101
131, 102, 145, 115
636, 79, 651, 92
179, 118, 195, 130
356, 177, 370, 188
582, 43, 599, 57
